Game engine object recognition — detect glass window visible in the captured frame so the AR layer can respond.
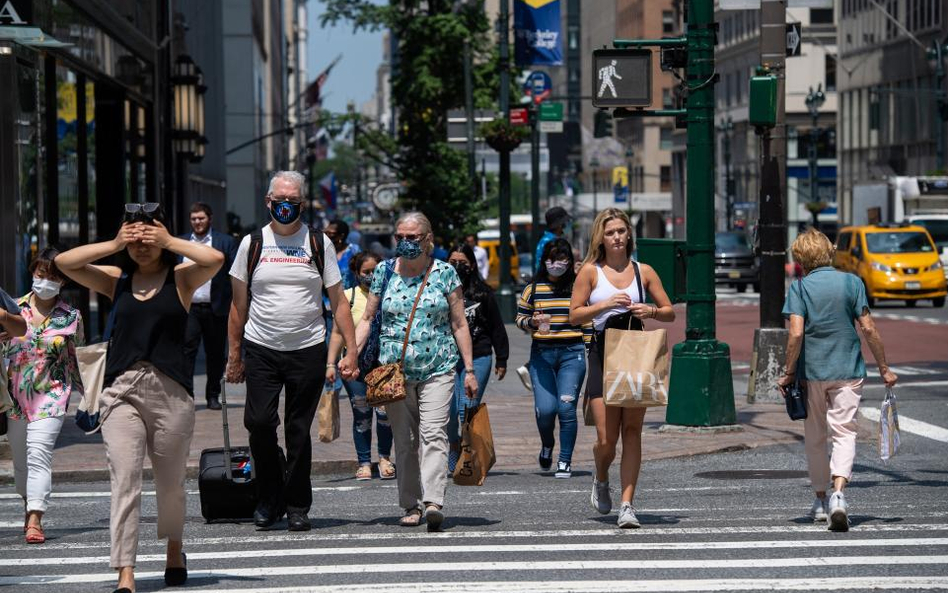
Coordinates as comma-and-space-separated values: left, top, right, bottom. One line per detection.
811, 8, 834, 23
837, 232, 852, 251
825, 55, 836, 91
911, 220, 948, 249
662, 11, 674, 34
865, 231, 935, 253
660, 165, 671, 192
56, 65, 81, 250
15, 61, 41, 296
660, 127, 673, 150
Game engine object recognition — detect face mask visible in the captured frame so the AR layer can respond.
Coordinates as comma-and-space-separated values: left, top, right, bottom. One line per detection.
32, 277, 62, 300
269, 200, 302, 225
395, 238, 423, 260
452, 262, 473, 279
546, 260, 570, 277
359, 274, 374, 288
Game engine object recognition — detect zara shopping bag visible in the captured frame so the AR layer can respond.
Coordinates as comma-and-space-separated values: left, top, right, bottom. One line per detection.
453, 403, 496, 486
602, 327, 670, 408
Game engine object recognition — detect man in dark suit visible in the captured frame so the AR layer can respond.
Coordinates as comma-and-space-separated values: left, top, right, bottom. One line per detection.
180, 202, 237, 410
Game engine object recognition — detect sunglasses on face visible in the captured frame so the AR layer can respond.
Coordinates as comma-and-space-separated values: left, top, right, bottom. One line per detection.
394, 233, 426, 242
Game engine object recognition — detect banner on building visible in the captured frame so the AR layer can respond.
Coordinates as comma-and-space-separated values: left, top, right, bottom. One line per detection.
514, 0, 562, 67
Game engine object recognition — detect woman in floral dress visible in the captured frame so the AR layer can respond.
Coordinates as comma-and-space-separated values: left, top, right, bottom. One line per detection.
2, 248, 84, 544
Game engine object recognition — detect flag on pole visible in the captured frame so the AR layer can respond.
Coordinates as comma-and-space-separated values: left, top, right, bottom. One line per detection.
319, 172, 338, 210
304, 55, 342, 109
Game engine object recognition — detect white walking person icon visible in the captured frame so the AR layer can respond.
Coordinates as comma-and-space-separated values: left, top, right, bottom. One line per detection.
598, 59, 622, 98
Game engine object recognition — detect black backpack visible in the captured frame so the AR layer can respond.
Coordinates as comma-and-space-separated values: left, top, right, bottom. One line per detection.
245, 225, 327, 300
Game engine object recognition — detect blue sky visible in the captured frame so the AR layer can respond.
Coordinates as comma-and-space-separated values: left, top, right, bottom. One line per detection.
306, 2, 385, 114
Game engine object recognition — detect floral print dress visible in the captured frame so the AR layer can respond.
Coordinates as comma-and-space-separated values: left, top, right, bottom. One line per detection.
371, 259, 462, 381
2, 296, 84, 422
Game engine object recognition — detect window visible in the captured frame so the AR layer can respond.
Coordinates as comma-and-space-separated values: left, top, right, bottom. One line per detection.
810, 8, 834, 24
660, 127, 673, 150
837, 232, 852, 251
660, 165, 672, 192
825, 55, 836, 91
662, 11, 675, 34
663, 88, 674, 109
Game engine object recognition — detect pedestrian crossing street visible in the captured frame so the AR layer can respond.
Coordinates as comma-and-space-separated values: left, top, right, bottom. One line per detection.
3, 514, 948, 591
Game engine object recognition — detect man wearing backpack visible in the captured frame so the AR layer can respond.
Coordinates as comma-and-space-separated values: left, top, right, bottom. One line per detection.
226, 171, 359, 532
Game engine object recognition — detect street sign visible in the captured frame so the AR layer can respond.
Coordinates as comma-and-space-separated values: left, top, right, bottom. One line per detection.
510, 107, 529, 126
539, 120, 563, 133
539, 102, 563, 121
523, 71, 552, 104
591, 49, 652, 108
786, 23, 802, 57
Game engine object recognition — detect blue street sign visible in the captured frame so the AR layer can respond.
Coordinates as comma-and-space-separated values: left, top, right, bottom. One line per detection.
614, 186, 629, 203
524, 71, 552, 103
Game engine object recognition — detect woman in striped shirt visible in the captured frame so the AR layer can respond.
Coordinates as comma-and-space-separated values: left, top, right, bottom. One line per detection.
517, 238, 588, 479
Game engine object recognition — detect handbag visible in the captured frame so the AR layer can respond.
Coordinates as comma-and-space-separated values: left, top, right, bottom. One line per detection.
358, 260, 396, 376
453, 403, 496, 486
364, 261, 434, 407
783, 278, 808, 421
0, 357, 13, 414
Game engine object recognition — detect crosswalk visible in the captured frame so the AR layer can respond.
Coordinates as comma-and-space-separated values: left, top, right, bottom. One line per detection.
3, 518, 948, 591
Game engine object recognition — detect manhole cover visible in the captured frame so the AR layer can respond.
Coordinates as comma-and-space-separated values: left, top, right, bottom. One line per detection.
695, 470, 809, 480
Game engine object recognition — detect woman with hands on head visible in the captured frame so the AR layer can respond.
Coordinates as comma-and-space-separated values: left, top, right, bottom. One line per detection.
570, 208, 675, 529
55, 203, 224, 593
354, 212, 478, 531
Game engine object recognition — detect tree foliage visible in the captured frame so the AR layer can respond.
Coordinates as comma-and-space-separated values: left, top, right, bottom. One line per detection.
319, 0, 500, 238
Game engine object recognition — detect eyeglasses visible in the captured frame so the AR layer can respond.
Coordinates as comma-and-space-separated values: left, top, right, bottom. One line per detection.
268, 194, 303, 204
125, 203, 160, 215
394, 233, 426, 242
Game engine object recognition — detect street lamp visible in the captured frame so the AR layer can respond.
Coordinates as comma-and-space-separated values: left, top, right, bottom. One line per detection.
590, 156, 600, 215
716, 116, 733, 230
172, 54, 207, 228
804, 84, 826, 229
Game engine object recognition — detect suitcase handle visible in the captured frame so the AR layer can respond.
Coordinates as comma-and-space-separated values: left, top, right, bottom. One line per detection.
219, 378, 256, 482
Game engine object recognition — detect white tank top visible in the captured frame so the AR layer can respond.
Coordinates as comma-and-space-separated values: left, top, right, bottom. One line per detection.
588, 263, 643, 331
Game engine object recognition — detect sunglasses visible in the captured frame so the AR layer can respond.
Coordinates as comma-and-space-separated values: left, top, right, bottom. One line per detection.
394, 233, 426, 242
124, 202, 162, 223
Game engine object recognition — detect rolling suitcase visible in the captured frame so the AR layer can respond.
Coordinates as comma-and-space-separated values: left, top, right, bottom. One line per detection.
198, 379, 259, 522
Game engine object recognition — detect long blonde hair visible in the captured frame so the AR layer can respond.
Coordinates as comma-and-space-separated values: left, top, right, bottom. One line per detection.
583, 208, 635, 266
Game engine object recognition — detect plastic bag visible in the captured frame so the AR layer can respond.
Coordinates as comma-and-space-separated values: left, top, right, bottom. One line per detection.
879, 387, 901, 462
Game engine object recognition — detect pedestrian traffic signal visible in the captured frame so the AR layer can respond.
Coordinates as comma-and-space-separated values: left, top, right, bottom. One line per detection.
591, 49, 652, 108
594, 110, 613, 138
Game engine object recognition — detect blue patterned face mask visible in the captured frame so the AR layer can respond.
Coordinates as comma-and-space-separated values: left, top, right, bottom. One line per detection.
269, 200, 302, 225
396, 238, 424, 260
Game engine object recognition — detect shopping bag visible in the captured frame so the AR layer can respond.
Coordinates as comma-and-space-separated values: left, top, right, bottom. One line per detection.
453, 403, 496, 486
75, 342, 109, 433
879, 387, 901, 462
0, 357, 13, 414
602, 328, 670, 407
317, 387, 340, 443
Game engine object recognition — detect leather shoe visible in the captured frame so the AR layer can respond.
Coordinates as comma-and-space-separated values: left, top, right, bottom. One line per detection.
287, 511, 311, 532
206, 396, 222, 410
112, 589, 132, 593
164, 552, 187, 586
253, 504, 284, 529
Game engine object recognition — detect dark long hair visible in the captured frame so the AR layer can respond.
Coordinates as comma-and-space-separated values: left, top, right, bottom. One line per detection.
116, 206, 180, 275
536, 238, 576, 296
449, 243, 491, 303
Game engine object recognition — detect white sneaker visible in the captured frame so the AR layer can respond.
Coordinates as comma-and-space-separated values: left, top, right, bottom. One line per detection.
828, 491, 849, 532
617, 503, 640, 528
554, 461, 572, 479
591, 479, 612, 515
809, 496, 828, 523
516, 365, 533, 392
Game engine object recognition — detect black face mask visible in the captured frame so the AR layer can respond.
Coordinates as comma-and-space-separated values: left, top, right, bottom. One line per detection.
452, 261, 473, 279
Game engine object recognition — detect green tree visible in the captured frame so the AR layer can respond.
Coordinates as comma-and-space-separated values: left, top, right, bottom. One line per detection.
320, 0, 500, 239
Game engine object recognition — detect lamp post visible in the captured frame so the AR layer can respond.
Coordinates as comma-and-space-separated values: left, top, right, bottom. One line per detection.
716, 116, 733, 230
172, 54, 207, 229
804, 84, 825, 230
590, 156, 600, 215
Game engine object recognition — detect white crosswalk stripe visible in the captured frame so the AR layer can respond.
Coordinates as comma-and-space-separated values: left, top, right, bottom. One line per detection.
2, 522, 947, 591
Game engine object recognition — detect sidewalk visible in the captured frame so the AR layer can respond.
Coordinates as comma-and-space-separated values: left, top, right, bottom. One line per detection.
0, 310, 877, 484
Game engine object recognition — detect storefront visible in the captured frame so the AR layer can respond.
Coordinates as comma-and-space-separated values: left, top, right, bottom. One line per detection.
0, 0, 174, 337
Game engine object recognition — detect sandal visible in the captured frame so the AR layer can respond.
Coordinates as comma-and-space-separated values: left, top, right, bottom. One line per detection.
425, 504, 445, 532
355, 464, 373, 481
398, 508, 423, 527
379, 458, 396, 480
25, 524, 45, 544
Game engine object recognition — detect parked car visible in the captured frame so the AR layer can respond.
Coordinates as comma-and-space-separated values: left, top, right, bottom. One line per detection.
834, 223, 947, 308
908, 214, 948, 280
714, 231, 759, 292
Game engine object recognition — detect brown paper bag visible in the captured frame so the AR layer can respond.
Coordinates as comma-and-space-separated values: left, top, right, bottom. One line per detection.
453, 403, 496, 486
317, 388, 340, 443
602, 328, 670, 407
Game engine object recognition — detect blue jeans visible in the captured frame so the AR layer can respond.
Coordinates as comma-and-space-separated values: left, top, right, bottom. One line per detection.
529, 342, 586, 464
447, 355, 493, 446
342, 378, 393, 464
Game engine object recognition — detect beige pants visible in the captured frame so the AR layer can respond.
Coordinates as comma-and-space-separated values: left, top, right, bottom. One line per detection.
386, 372, 455, 510
100, 363, 194, 568
804, 378, 863, 490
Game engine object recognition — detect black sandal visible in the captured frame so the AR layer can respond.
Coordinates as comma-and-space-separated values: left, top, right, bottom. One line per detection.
164, 552, 188, 586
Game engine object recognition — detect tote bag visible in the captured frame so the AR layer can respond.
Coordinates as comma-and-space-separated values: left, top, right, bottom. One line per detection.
75, 342, 108, 433
453, 403, 496, 486
602, 327, 670, 408
316, 387, 340, 443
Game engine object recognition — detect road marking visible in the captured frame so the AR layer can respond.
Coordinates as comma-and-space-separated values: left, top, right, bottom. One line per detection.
864, 380, 948, 389
874, 312, 947, 326
67, 576, 948, 593
0, 486, 362, 501
5, 537, 948, 567
7, 556, 948, 585
860, 407, 948, 443
8, 523, 948, 552
888, 365, 943, 376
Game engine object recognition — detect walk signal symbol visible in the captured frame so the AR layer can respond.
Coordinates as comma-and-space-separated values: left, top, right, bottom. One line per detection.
591, 49, 652, 108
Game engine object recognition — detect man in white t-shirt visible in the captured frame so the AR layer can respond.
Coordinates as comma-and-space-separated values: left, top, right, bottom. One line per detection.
226, 171, 359, 532
465, 234, 489, 280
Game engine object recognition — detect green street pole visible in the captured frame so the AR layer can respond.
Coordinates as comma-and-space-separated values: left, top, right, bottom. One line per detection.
665, 0, 737, 427
496, 0, 516, 321
530, 103, 541, 253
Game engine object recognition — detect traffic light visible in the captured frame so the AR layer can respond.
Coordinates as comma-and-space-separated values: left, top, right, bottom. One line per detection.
594, 109, 613, 138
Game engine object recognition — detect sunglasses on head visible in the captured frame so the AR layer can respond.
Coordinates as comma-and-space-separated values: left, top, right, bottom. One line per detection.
124, 202, 162, 223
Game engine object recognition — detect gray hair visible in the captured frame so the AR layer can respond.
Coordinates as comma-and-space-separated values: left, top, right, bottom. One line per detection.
267, 170, 307, 198
395, 211, 434, 255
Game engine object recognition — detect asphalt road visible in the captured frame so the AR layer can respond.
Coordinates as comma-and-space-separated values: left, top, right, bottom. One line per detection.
3, 435, 947, 592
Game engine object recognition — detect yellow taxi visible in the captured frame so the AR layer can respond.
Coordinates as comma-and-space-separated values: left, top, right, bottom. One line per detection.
834, 223, 947, 308
477, 230, 520, 289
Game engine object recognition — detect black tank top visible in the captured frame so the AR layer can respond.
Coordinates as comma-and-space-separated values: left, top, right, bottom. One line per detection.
105, 268, 192, 396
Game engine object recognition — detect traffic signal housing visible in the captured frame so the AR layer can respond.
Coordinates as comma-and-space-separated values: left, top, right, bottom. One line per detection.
594, 109, 613, 138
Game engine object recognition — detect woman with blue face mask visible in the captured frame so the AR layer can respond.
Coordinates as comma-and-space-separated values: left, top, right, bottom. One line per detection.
1, 248, 84, 545
516, 238, 589, 480
354, 212, 479, 531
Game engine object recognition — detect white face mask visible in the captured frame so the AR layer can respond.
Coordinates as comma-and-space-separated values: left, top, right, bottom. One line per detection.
546, 260, 570, 277
32, 277, 62, 300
